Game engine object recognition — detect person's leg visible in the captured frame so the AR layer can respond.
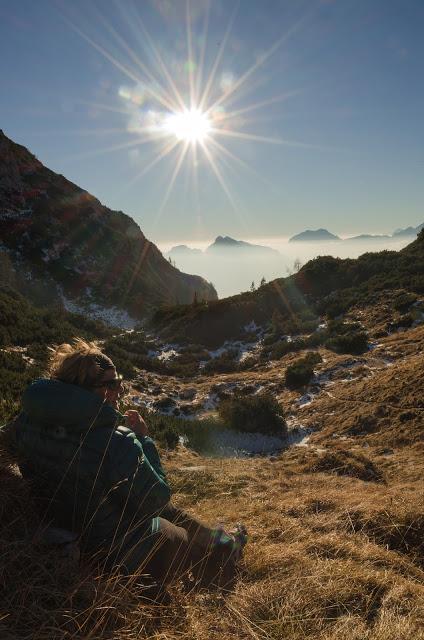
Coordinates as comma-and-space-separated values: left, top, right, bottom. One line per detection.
143, 517, 192, 587
143, 515, 240, 591
159, 503, 214, 547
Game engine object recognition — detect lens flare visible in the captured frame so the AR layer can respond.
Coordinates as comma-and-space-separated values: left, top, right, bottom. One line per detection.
65, 1, 316, 219
163, 108, 211, 143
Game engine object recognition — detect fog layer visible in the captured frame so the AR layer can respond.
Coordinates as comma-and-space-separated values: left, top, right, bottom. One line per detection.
159, 236, 413, 299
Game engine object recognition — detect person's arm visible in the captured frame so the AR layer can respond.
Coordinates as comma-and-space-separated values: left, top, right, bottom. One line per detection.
108, 428, 171, 518
123, 410, 167, 480
138, 435, 167, 481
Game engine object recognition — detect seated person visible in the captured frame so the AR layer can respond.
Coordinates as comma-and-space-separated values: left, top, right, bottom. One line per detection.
2, 339, 246, 592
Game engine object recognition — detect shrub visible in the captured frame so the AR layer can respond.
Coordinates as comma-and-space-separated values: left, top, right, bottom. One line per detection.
389, 314, 413, 330
393, 291, 418, 313
325, 331, 368, 355
285, 352, 322, 389
151, 421, 180, 449
218, 393, 286, 436
203, 350, 238, 374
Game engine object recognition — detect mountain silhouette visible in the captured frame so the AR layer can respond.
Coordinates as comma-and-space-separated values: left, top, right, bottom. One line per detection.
289, 229, 340, 242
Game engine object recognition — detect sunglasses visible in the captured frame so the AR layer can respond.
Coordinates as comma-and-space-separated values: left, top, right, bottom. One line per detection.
93, 374, 123, 390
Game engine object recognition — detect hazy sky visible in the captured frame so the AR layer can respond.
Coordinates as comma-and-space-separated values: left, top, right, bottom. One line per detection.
1, 0, 423, 243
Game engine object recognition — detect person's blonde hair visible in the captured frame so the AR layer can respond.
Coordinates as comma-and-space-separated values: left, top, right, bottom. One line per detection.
47, 338, 114, 388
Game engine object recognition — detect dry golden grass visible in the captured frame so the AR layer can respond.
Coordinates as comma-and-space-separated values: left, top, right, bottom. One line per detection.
1, 323, 424, 639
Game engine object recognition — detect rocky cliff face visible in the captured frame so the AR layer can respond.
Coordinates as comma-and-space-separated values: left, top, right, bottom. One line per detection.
0, 130, 217, 320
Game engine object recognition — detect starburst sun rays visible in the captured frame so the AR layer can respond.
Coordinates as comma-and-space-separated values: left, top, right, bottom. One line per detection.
64, 0, 315, 220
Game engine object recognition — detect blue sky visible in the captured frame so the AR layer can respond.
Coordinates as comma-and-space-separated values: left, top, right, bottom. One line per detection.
1, 0, 423, 243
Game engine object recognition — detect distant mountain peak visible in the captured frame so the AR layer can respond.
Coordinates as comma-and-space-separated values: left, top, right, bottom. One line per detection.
213, 235, 239, 245
207, 235, 278, 254
167, 244, 203, 256
393, 223, 424, 238
289, 229, 340, 243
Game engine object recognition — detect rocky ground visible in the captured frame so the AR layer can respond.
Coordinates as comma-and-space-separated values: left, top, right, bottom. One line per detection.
124, 299, 424, 457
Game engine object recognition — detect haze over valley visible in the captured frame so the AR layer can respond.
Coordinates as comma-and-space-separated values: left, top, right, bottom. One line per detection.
160, 232, 417, 298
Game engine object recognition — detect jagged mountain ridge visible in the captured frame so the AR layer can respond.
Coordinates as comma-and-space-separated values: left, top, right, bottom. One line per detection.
0, 130, 217, 320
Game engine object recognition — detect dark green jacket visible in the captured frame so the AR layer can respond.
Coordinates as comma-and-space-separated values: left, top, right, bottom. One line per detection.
4, 378, 171, 573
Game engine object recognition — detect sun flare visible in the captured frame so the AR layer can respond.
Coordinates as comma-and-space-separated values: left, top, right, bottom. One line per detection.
69, 2, 308, 217
163, 108, 211, 144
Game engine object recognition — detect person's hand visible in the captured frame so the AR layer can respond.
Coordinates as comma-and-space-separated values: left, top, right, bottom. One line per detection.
124, 410, 149, 438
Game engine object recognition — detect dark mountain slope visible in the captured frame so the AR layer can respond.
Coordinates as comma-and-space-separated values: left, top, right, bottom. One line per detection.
0, 131, 216, 318
152, 231, 424, 346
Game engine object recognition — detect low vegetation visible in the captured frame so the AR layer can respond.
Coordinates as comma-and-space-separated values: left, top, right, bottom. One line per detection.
261, 320, 369, 363
218, 393, 287, 436
285, 352, 322, 389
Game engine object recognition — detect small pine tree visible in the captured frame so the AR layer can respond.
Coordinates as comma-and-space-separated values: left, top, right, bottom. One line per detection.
293, 258, 302, 273
250, 281, 255, 292
260, 276, 266, 287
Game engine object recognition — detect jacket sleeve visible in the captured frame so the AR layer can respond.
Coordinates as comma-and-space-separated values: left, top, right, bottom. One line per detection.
138, 436, 167, 481
108, 429, 171, 518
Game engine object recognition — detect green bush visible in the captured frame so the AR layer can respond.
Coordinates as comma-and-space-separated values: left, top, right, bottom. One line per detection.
393, 292, 418, 313
325, 331, 368, 355
285, 352, 322, 389
149, 419, 180, 450
390, 314, 413, 330
218, 393, 286, 436
203, 350, 238, 374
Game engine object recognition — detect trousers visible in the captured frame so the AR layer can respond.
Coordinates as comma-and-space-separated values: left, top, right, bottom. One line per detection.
142, 503, 239, 589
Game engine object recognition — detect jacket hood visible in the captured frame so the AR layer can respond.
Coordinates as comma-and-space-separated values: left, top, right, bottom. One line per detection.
22, 378, 121, 433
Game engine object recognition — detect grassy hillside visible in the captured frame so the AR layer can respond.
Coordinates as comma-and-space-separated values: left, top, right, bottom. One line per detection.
1, 325, 423, 639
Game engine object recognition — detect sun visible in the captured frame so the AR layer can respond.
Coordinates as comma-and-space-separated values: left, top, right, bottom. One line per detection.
163, 108, 211, 144
70, 3, 308, 216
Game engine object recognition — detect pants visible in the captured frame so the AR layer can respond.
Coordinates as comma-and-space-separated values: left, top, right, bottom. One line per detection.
143, 504, 240, 590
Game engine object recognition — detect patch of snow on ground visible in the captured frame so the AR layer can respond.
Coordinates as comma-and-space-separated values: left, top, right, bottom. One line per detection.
61, 292, 137, 329
298, 393, 316, 407
208, 345, 229, 359
204, 420, 313, 457
244, 320, 259, 333
201, 393, 219, 411
209, 429, 289, 457
157, 347, 179, 361
206, 335, 264, 364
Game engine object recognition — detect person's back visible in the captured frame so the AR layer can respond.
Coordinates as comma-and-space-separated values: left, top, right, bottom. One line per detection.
7, 342, 171, 574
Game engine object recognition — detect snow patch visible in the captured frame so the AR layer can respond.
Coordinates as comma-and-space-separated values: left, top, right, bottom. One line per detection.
61, 293, 137, 329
